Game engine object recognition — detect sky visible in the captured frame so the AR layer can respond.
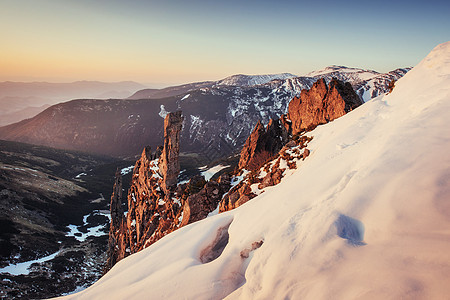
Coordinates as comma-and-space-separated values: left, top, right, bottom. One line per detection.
1, 0, 449, 87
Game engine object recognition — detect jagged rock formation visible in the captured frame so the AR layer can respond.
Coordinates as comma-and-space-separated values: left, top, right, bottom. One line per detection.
105, 112, 184, 271
106, 111, 231, 271
180, 174, 231, 226
238, 118, 290, 171
159, 111, 183, 192
288, 78, 362, 135
219, 136, 312, 212
238, 79, 361, 172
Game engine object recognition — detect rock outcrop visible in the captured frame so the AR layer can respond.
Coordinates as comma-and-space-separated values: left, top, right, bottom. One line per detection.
105, 112, 184, 271
159, 111, 183, 193
238, 117, 290, 171
105, 170, 125, 271
219, 136, 312, 213
180, 174, 231, 226
105, 111, 232, 271
288, 78, 362, 135
238, 79, 361, 172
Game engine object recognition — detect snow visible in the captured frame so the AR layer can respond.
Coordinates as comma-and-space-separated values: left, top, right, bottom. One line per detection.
216, 73, 296, 86
75, 172, 87, 179
59, 42, 450, 300
66, 224, 106, 242
0, 251, 60, 276
199, 164, 230, 181
181, 94, 190, 100
66, 211, 109, 242
306, 65, 379, 80
120, 165, 134, 176
158, 105, 168, 118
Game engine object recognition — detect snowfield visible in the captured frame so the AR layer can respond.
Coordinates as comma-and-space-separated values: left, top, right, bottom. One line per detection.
58, 42, 450, 299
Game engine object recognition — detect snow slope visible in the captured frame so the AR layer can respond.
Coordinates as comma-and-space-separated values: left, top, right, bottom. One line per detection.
58, 42, 450, 299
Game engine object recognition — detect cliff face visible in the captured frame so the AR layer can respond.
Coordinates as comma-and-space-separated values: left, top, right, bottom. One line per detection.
288, 78, 362, 135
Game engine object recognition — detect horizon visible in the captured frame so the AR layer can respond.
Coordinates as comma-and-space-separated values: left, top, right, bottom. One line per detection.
0, 65, 404, 89
1, 0, 449, 87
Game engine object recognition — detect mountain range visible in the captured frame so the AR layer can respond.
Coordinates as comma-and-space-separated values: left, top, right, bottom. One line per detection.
0, 66, 409, 160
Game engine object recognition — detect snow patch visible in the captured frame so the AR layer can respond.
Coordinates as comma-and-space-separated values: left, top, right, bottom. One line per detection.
200, 164, 230, 181
120, 165, 134, 175
159, 105, 168, 118
0, 251, 60, 276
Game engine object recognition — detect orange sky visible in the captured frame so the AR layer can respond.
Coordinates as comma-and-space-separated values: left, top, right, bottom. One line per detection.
1, 0, 448, 87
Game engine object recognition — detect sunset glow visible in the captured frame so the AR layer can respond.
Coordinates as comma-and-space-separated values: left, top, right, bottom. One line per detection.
1, 0, 449, 86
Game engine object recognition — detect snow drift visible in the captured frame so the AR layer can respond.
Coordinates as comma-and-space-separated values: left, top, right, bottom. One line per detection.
58, 42, 450, 299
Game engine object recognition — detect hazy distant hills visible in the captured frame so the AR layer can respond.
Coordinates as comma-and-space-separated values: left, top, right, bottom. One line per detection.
0, 81, 146, 126
0, 67, 409, 159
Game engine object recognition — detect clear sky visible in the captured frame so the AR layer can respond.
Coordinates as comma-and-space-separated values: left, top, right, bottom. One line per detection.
1, 0, 449, 87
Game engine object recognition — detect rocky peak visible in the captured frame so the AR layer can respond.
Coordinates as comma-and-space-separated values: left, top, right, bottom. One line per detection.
288, 78, 362, 135
159, 111, 183, 193
238, 118, 289, 171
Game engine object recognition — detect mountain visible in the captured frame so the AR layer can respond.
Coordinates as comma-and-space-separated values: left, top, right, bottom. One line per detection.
0, 81, 146, 126
215, 73, 296, 86
59, 42, 450, 299
307, 65, 411, 102
0, 104, 51, 126
0, 68, 408, 160
127, 73, 297, 100
127, 81, 214, 100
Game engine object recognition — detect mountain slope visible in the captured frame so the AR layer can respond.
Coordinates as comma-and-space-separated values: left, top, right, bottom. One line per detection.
0, 81, 146, 126
61, 42, 450, 299
0, 140, 135, 298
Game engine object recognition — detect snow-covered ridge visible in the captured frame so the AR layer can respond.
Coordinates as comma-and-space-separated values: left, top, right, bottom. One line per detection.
306, 65, 380, 79
215, 73, 297, 86
59, 42, 450, 299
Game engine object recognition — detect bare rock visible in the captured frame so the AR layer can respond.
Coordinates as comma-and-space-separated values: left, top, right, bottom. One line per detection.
238, 118, 289, 171
159, 111, 183, 193
288, 78, 362, 135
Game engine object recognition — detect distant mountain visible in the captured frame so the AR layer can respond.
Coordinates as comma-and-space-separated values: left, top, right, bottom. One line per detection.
0, 81, 147, 126
0, 67, 409, 159
0, 104, 50, 126
128, 81, 214, 100
127, 73, 297, 100
0, 81, 146, 99
215, 73, 296, 86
